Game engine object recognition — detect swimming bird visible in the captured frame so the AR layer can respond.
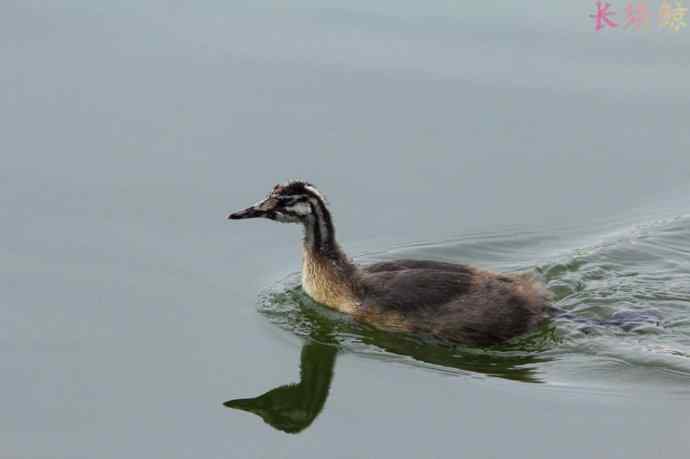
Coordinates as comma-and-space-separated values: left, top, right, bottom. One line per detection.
227, 180, 551, 345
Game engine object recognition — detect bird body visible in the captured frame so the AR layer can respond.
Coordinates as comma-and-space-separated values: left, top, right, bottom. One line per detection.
229, 180, 550, 345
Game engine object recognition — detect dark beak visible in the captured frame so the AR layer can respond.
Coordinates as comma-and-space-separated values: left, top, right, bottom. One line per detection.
223, 398, 254, 411
227, 205, 265, 220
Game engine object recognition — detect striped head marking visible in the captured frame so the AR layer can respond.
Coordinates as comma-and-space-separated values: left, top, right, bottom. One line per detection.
227, 180, 326, 224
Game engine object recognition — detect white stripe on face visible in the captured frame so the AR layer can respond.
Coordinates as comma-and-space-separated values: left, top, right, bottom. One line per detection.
285, 202, 311, 216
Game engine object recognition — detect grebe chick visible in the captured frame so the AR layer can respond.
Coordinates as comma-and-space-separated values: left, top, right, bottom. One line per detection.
228, 181, 551, 346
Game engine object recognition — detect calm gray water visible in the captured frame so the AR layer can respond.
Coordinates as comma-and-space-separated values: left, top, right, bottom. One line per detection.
3, 1, 690, 458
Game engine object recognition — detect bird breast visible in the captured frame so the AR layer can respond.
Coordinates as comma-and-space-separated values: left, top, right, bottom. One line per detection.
301, 250, 359, 314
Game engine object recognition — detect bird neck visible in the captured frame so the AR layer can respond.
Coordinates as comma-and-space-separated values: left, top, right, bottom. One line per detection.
301, 245, 359, 313
301, 197, 339, 258
301, 211, 354, 277
300, 200, 360, 312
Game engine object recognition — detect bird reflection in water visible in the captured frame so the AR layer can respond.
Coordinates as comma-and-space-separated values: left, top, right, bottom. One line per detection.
224, 341, 336, 434
224, 309, 552, 434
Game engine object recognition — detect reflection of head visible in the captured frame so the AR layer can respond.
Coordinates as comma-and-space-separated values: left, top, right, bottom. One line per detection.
224, 342, 337, 434
225, 293, 550, 434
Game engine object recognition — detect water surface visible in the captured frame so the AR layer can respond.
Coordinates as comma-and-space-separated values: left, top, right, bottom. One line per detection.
3, 1, 690, 458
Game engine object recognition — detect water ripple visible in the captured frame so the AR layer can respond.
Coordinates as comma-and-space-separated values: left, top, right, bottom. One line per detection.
258, 213, 690, 392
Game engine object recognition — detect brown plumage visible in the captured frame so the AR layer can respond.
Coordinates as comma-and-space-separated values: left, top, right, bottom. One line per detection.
228, 180, 551, 346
